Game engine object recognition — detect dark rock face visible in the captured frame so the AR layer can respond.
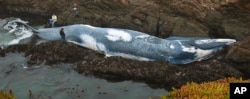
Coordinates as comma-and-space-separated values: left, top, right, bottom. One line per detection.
1, 38, 250, 90
225, 36, 250, 62
0, 0, 249, 39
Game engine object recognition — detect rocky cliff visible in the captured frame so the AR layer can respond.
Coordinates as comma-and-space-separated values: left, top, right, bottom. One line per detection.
0, 0, 249, 39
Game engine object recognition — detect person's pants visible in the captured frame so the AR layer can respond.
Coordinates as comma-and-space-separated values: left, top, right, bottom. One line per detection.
75, 11, 79, 17
49, 19, 56, 27
61, 36, 66, 42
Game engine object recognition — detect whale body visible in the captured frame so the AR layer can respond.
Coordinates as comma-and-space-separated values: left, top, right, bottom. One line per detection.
4, 18, 236, 64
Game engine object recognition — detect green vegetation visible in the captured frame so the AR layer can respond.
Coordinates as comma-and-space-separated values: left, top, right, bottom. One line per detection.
161, 77, 246, 99
0, 90, 15, 99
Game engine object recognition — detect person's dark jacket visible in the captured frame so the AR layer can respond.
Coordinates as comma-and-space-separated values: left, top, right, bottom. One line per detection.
60, 28, 66, 42
60, 28, 65, 37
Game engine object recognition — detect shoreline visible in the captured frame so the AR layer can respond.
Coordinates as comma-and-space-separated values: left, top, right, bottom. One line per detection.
1, 40, 249, 90
0, 52, 167, 99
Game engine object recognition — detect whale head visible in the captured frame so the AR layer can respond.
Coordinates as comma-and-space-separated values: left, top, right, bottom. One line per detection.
165, 38, 236, 64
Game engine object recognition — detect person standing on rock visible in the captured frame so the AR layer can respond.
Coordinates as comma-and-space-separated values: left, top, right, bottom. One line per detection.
73, 3, 80, 17
49, 14, 57, 27
60, 28, 66, 43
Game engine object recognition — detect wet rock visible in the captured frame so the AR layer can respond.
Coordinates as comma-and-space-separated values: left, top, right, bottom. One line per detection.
0, 47, 5, 56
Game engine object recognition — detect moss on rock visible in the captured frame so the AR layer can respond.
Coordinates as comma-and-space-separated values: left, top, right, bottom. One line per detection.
0, 90, 15, 99
162, 77, 248, 99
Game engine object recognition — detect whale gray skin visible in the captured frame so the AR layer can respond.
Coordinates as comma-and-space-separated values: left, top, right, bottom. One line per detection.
8, 19, 236, 64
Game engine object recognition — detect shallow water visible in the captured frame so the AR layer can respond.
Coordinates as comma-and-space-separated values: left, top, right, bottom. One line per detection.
0, 31, 16, 46
0, 19, 167, 98
0, 53, 167, 99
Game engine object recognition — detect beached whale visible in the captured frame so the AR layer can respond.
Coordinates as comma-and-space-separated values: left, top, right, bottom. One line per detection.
3, 18, 236, 64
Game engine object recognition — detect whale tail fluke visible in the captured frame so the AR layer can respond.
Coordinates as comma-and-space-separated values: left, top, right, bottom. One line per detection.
3, 18, 39, 33
15, 21, 39, 33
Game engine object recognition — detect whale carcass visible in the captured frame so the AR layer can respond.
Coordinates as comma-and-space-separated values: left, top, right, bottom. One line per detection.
3, 18, 236, 64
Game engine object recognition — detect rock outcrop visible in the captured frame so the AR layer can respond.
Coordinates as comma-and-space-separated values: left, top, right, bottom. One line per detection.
0, 0, 249, 39
1, 36, 250, 90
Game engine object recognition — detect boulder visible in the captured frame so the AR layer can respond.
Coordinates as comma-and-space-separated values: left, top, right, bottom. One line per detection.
222, 19, 250, 40
171, 17, 209, 37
